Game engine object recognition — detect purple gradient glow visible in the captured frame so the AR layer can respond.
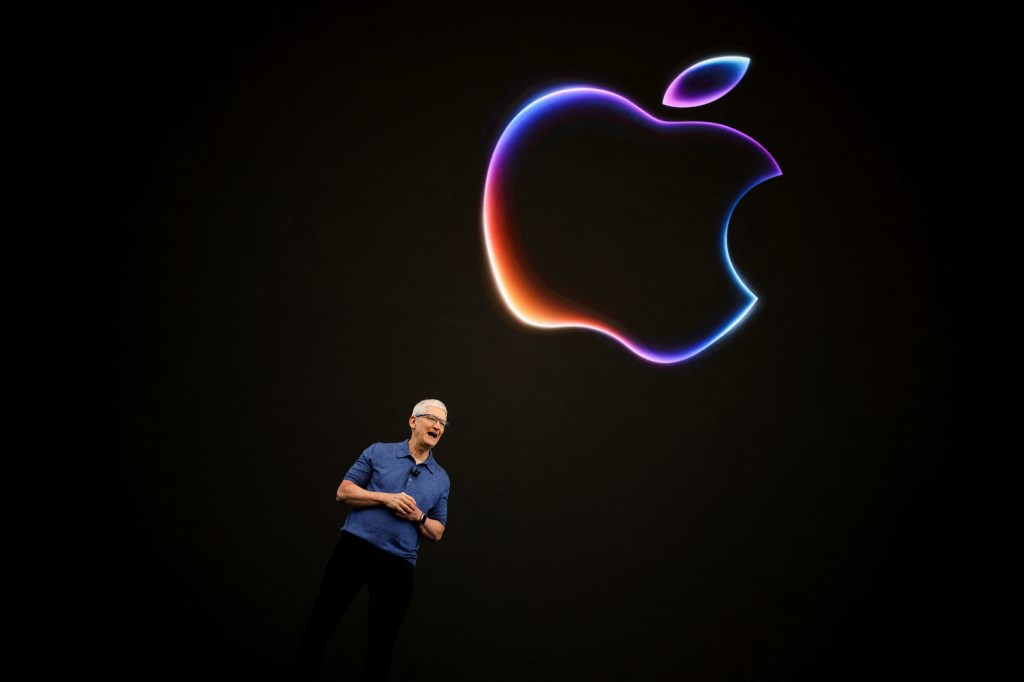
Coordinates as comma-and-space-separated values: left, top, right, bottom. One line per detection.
482, 85, 781, 364
663, 56, 750, 108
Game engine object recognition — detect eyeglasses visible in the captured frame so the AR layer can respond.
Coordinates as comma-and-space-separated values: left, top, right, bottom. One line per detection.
415, 413, 449, 428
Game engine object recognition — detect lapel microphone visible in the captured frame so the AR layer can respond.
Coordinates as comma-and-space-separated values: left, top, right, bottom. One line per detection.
411, 468, 420, 477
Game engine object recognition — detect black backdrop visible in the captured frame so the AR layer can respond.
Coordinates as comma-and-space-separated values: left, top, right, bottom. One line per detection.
75, 2, 969, 680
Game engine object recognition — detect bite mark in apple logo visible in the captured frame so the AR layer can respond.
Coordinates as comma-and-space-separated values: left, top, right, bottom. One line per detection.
481, 55, 782, 364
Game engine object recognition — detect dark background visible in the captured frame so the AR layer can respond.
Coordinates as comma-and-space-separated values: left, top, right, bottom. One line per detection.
72, 2, 970, 680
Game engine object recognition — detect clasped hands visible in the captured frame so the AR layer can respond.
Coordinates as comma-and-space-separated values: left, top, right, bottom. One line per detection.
387, 492, 423, 522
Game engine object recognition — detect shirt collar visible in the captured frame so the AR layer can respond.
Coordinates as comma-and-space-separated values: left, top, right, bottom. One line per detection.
400, 439, 435, 473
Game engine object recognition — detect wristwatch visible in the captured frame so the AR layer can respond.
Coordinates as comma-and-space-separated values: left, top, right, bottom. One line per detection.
418, 513, 428, 526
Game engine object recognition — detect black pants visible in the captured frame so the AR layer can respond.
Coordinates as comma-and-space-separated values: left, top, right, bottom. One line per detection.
293, 532, 416, 681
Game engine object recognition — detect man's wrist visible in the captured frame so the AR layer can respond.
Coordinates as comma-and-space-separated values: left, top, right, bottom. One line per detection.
418, 513, 427, 526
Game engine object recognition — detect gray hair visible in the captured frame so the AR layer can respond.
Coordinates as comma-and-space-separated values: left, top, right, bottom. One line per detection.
411, 398, 447, 418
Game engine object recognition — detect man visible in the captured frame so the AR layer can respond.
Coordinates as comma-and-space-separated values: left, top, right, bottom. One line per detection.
293, 399, 451, 681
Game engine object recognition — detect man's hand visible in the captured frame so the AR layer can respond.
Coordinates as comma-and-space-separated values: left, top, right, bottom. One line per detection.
385, 492, 418, 515
392, 502, 423, 522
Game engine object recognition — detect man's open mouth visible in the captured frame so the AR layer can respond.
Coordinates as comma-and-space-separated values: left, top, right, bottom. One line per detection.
427, 429, 439, 438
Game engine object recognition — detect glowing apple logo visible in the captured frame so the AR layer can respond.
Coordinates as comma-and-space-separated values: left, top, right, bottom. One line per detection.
481, 55, 782, 363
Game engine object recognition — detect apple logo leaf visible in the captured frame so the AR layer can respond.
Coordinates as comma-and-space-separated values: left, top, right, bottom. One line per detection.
663, 55, 751, 108
482, 55, 781, 364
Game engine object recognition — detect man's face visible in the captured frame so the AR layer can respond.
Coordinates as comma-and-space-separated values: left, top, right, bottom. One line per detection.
410, 406, 448, 449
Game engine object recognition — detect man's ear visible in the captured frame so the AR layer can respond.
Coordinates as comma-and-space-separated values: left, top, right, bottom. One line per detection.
409, 415, 417, 430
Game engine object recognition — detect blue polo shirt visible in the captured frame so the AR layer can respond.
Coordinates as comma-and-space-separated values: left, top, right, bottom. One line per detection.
340, 440, 450, 566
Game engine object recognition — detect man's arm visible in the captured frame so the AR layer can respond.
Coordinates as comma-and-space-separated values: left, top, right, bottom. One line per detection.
391, 503, 445, 542
415, 509, 444, 540
417, 517, 445, 543
336, 480, 417, 515
412, 484, 447, 542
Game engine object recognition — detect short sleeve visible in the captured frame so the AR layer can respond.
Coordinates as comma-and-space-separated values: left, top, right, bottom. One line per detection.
429, 481, 449, 526
343, 443, 376, 487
